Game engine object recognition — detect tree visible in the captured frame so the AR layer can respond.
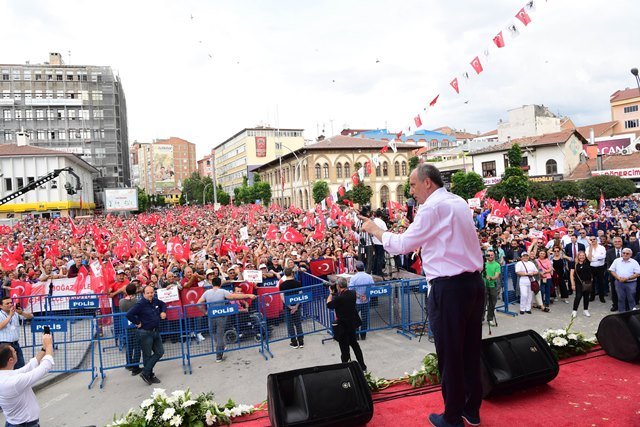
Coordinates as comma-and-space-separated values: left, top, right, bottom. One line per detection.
312, 181, 330, 204
253, 181, 272, 205
508, 143, 523, 168
155, 195, 166, 207
215, 184, 230, 206
487, 175, 530, 202
550, 180, 580, 199
528, 182, 555, 201
349, 182, 373, 206
579, 176, 637, 199
451, 171, 484, 200
136, 187, 150, 212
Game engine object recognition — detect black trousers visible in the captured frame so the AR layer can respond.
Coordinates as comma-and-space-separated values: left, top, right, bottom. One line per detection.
590, 265, 606, 298
285, 309, 304, 346
337, 327, 366, 372
428, 271, 484, 425
373, 244, 385, 276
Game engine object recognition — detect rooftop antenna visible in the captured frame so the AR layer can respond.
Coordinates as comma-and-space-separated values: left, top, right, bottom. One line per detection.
68, 50, 71, 65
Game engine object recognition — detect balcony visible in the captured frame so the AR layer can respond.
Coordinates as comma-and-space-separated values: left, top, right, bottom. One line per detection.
25, 98, 84, 107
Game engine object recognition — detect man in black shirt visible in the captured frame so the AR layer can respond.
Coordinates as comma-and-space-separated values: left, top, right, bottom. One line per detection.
126, 285, 167, 385
279, 268, 304, 349
326, 277, 366, 371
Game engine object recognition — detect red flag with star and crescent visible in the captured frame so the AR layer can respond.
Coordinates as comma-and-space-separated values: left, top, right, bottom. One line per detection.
283, 227, 304, 244
309, 259, 335, 277
73, 266, 89, 295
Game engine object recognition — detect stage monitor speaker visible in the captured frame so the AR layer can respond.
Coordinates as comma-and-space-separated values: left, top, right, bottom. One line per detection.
596, 310, 640, 362
480, 329, 559, 398
267, 361, 373, 427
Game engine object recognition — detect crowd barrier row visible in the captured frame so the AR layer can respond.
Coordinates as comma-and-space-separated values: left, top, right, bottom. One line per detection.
12, 267, 524, 388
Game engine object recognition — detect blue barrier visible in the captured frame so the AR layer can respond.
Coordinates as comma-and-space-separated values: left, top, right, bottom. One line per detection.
496, 263, 519, 317
397, 278, 430, 340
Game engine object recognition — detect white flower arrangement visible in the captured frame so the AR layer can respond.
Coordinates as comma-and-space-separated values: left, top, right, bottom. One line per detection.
108, 388, 256, 426
543, 318, 597, 360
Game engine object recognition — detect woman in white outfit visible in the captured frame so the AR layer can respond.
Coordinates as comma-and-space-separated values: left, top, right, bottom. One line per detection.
515, 251, 538, 315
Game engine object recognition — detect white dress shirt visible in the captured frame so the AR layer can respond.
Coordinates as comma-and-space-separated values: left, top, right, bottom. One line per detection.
371, 217, 387, 245
608, 258, 640, 281
381, 187, 483, 281
587, 244, 606, 267
0, 355, 54, 424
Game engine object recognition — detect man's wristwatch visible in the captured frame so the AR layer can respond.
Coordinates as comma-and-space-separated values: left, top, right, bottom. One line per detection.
41, 347, 46, 352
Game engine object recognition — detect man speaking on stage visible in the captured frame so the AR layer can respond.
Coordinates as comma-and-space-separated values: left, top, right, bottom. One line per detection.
361, 163, 484, 427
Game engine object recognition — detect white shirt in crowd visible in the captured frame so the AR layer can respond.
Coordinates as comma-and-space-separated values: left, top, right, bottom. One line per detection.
371, 217, 387, 245
587, 244, 606, 267
608, 258, 640, 281
515, 260, 538, 286
382, 187, 483, 281
0, 355, 54, 424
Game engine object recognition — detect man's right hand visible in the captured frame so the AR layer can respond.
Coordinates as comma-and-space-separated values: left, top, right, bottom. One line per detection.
8, 306, 15, 318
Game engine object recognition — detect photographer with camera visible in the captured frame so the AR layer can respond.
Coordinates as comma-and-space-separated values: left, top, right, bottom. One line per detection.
0, 327, 54, 427
0, 297, 34, 370
326, 277, 367, 372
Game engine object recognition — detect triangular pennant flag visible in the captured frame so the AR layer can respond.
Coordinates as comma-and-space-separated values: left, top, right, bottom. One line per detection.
493, 31, 505, 48
371, 153, 380, 168
516, 7, 532, 26
357, 166, 365, 182
414, 115, 422, 128
429, 94, 440, 107
470, 56, 483, 74
507, 24, 520, 38
351, 172, 359, 186
388, 139, 397, 153
526, 1, 536, 12
450, 78, 459, 94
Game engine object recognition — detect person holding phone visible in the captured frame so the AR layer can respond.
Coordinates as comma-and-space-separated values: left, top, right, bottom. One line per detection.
0, 330, 54, 427
0, 296, 34, 369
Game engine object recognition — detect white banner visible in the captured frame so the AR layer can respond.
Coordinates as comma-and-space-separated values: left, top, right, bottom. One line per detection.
486, 214, 504, 224
156, 287, 180, 303
591, 167, 640, 178
243, 270, 262, 283
239, 226, 249, 241
529, 229, 544, 239
468, 198, 481, 209
30, 277, 93, 313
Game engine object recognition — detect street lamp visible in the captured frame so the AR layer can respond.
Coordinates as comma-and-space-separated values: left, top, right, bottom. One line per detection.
631, 68, 640, 92
203, 182, 212, 205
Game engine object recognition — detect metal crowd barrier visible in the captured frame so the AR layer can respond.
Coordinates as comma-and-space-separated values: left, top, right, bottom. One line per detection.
397, 278, 430, 340
496, 263, 519, 316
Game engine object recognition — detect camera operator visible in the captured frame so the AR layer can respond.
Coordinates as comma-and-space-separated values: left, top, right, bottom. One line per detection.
326, 277, 367, 372
0, 332, 54, 427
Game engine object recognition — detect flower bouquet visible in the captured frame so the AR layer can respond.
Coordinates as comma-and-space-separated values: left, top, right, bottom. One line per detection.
542, 318, 597, 360
108, 388, 256, 426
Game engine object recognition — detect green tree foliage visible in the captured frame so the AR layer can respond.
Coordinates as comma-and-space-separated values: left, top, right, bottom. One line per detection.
312, 181, 330, 204
579, 175, 637, 199
487, 175, 530, 201
528, 182, 555, 201
215, 184, 230, 206
253, 181, 272, 205
508, 143, 523, 168
155, 195, 166, 207
451, 171, 485, 200
181, 172, 217, 205
550, 180, 580, 199
136, 187, 150, 212
350, 183, 373, 206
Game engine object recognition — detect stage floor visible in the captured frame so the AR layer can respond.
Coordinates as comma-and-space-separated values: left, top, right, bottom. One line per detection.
238, 349, 640, 426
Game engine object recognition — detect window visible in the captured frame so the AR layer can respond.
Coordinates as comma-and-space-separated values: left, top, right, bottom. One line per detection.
401, 161, 407, 176
315, 164, 321, 180
394, 161, 400, 176
1, 70, 8, 80
93, 110, 104, 119
57, 109, 65, 119
36, 110, 44, 120
396, 185, 405, 204
546, 159, 558, 175
56, 90, 64, 99
344, 162, 351, 177
3, 131, 12, 141
36, 130, 46, 140
47, 110, 55, 120
482, 161, 496, 177
27, 177, 35, 185
50, 131, 56, 140
23, 70, 31, 81
336, 162, 342, 179
66, 72, 74, 81
25, 110, 33, 120
323, 163, 329, 179
1, 90, 9, 99
46, 73, 53, 80
4, 178, 12, 192
382, 162, 389, 176
68, 110, 76, 120
12, 70, 20, 80
624, 119, 639, 129
35, 72, 42, 81
92, 91, 103, 101
3, 110, 11, 121
45, 90, 53, 99
56, 74, 63, 81
380, 186, 389, 205
13, 91, 21, 100
58, 130, 66, 140
16, 178, 24, 189
623, 105, 638, 114
376, 164, 381, 177
15, 110, 22, 120
34, 90, 42, 99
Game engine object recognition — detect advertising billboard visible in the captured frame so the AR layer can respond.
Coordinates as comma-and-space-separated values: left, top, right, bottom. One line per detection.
105, 188, 138, 212
255, 136, 267, 157
153, 145, 175, 189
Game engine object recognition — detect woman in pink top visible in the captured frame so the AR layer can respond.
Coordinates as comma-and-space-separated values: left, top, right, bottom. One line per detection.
535, 249, 553, 312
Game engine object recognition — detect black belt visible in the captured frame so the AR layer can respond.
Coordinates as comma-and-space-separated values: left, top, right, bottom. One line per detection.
142, 327, 159, 332
430, 271, 481, 285
0, 341, 19, 345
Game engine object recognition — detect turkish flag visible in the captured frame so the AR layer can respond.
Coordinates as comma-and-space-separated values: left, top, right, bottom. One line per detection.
470, 56, 483, 74
0, 249, 18, 271
12, 241, 24, 263
10, 280, 32, 299
410, 253, 422, 275
156, 233, 167, 254
170, 237, 189, 263
309, 259, 335, 276
283, 227, 304, 244
380, 146, 389, 154
516, 8, 531, 26
524, 197, 532, 213
450, 78, 459, 94
492, 198, 509, 218
265, 224, 279, 241
531, 197, 539, 209
181, 287, 206, 318
351, 172, 359, 186
73, 266, 89, 295
365, 161, 372, 176
553, 199, 561, 214
132, 235, 147, 256
493, 31, 505, 48
330, 203, 342, 220
338, 186, 346, 197
429, 94, 439, 107
414, 115, 422, 128
102, 261, 116, 292
600, 191, 606, 212
113, 239, 131, 259
474, 189, 487, 200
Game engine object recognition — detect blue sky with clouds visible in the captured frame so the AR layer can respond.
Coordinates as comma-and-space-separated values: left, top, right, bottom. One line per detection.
2, 0, 639, 156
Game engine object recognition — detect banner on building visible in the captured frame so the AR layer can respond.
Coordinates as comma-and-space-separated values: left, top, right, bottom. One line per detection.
153, 145, 175, 189
255, 136, 267, 157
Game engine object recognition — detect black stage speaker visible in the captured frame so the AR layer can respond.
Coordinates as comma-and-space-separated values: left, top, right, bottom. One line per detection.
480, 329, 559, 398
596, 310, 640, 362
267, 361, 373, 427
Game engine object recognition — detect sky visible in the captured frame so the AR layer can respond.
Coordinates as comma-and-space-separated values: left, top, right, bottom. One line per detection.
1, 0, 639, 158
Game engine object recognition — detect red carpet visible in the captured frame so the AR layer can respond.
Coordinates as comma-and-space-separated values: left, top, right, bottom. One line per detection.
236, 350, 640, 426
